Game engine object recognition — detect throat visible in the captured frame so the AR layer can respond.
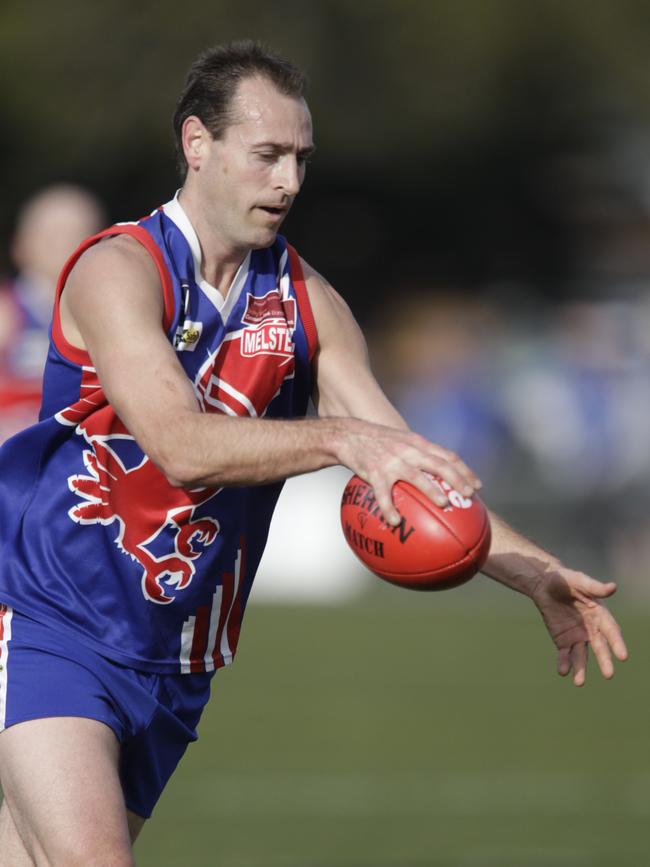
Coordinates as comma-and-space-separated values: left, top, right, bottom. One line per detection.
202, 264, 242, 299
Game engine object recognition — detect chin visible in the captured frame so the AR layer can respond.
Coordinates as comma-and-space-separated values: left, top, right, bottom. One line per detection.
248, 229, 281, 250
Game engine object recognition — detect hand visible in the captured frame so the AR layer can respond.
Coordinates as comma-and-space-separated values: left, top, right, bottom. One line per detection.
531, 567, 628, 686
335, 418, 482, 525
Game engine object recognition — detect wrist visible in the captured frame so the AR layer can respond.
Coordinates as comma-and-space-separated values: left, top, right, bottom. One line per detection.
484, 553, 560, 600
326, 415, 360, 466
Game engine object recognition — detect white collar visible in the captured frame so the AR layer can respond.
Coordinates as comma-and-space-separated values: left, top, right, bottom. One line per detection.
162, 191, 251, 318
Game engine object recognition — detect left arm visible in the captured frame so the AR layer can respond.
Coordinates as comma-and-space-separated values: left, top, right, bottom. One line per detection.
303, 261, 628, 685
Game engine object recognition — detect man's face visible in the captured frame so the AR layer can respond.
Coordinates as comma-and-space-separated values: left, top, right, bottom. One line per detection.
197, 75, 314, 251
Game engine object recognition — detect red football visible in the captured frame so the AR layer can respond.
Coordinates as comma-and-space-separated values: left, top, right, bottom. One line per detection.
340, 475, 491, 591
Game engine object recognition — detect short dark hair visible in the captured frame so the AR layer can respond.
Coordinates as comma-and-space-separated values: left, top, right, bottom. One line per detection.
173, 40, 308, 178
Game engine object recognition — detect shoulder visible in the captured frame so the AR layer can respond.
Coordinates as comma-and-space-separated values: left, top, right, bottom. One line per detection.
299, 257, 354, 322
297, 256, 366, 352
64, 233, 163, 317
68, 234, 160, 291
60, 234, 166, 350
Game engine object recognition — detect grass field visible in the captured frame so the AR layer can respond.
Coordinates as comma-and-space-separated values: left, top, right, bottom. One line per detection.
135, 586, 650, 867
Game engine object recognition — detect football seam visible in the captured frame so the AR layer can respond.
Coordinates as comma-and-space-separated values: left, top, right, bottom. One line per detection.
372, 527, 490, 580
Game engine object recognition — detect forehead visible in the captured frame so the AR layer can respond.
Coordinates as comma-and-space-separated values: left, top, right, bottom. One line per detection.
226, 75, 313, 145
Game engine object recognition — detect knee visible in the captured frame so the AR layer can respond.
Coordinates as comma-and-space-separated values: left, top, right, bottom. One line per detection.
38, 840, 135, 867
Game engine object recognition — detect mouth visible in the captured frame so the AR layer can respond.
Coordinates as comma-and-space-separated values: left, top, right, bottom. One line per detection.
257, 204, 289, 220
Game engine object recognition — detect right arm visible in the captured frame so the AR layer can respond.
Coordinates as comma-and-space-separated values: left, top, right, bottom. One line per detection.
60, 238, 479, 519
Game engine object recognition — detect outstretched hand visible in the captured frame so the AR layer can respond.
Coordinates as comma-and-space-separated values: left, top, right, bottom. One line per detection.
531, 567, 628, 687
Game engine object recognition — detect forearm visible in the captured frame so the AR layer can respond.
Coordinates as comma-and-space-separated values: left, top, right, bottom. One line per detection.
482, 510, 562, 599
153, 412, 348, 488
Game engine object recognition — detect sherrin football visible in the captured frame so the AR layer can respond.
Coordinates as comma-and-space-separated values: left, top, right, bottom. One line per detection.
340, 475, 491, 591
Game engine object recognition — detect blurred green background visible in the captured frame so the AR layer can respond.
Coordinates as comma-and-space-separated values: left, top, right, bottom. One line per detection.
139, 591, 649, 867
4, 0, 650, 301
1, 1, 650, 864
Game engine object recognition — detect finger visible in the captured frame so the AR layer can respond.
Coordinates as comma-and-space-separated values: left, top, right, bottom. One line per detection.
425, 459, 478, 500
434, 449, 482, 491
557, 647, 571, 677
570, 643, 587, 687
406, 472, 449, 509
590, 630, 614, 680
573, 574, 618, 601
598, 610, 629, 663
371, 480, 401, 527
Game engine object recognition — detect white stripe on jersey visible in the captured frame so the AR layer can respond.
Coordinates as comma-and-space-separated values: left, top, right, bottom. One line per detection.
178, 547, 242, 674
277, 248, 288, 287
179, 614, 196, 675
201, 396, 239, 417
203, 586, 224, 673
219, 548, 243, 662
278, 252, 291, 301
0, 606, 14, 731
204, 376, 258, 417
194, 331, 238, 387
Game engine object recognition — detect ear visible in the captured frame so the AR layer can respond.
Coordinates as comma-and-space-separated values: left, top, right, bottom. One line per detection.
182, 116, 211, 172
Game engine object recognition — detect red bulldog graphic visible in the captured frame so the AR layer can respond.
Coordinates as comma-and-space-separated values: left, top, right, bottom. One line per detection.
60, 400, 220, 605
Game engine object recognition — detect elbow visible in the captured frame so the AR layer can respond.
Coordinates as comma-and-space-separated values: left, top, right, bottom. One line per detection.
165, 470, 192, 489
150, 449, 206, 489
162, 460, 208, 490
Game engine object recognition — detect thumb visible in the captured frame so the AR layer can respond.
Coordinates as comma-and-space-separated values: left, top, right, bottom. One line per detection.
574, 573, 617, 600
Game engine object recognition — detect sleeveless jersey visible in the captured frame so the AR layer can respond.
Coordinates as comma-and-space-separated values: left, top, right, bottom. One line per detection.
0, 196, 317, 673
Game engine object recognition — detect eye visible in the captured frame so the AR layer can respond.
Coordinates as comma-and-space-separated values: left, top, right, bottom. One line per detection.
256, 152, 276, 163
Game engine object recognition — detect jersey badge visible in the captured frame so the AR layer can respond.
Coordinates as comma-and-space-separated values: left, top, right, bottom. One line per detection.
174, 320, 203, 351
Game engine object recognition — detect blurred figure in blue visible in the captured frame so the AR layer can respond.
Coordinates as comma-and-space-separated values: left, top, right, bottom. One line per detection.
371, 293, 515, 484
503, 300, 650, 495
0, 185, 105, 441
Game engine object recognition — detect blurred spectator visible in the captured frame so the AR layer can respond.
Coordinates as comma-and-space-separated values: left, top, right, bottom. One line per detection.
368, 289, 650, 590
370, 293, 516, 484
0, 184, 105, 441
503, 300, 650, 495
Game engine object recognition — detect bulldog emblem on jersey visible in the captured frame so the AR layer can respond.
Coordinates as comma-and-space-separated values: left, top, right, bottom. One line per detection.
58, 403, 221, 606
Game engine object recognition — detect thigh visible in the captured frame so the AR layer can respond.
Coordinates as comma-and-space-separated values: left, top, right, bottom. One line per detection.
0, 799, 33, 867
0, 717, 133, 866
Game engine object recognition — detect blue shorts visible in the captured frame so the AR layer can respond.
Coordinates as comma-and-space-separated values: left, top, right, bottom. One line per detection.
0, 605, 214, 818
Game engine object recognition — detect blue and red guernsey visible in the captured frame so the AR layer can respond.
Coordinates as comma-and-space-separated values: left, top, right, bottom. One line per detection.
0, 195, 317, 673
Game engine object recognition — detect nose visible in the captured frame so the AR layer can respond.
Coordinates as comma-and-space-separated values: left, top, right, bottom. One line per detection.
274, 154, 302, 197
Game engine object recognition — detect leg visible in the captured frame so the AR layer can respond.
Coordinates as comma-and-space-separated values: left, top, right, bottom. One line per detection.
0, 717, 134, 867
0, 799, 34, 866
0, 748, 146, 865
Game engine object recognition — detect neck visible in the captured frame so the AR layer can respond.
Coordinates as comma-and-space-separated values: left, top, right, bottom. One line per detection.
177, 186, 248, 295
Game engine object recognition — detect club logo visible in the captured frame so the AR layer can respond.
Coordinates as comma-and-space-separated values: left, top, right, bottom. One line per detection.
62, 410, 220, 605
242, 290, 295, 327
